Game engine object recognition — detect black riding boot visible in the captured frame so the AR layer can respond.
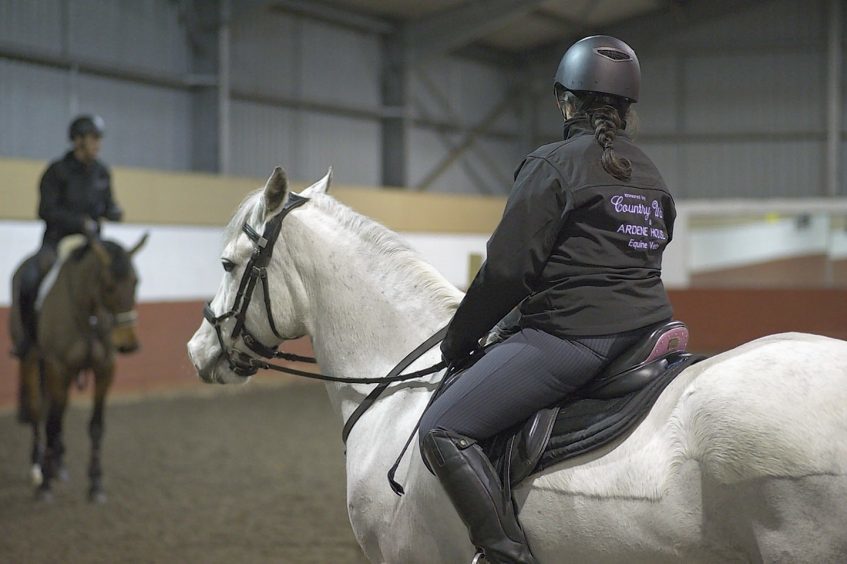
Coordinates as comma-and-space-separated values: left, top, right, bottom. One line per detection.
421, 428, 538, 564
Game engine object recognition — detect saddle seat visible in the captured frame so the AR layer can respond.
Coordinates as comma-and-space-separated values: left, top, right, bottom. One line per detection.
493, 320, 692, 488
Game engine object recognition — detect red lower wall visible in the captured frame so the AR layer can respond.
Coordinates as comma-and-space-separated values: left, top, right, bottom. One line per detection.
2, 289, 846, 408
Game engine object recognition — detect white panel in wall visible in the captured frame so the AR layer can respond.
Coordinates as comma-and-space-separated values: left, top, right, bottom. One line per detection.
68, 0, 188, 75
684, 52, 825, 134
681, 140, 825, 199
231, 10, 301, 99
688, 216, 830, 272
69, 75, 191, 170
0, 60, 71, 160
299, 18, 380, 108
0, 221, 490, 305
0, 0, 62, 52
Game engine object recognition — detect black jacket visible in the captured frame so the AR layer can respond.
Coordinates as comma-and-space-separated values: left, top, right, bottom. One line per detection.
442, 117, 675, 360
38, 151, 122, 247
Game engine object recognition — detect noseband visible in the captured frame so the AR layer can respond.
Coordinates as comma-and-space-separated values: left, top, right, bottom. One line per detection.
201, 191, 449, 452
204, 194, 311, 377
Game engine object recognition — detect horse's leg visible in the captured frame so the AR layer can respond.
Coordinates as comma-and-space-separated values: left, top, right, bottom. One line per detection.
23, 352, 45, 486
38, 361, 71, 500
88, 363, 114, 503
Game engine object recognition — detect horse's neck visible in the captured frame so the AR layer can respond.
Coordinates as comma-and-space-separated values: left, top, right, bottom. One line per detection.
288, 207, 459, 430
53, 252, 100, 323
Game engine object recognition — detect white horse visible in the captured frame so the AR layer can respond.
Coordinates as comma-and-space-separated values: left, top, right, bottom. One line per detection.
188, 168, 847, 563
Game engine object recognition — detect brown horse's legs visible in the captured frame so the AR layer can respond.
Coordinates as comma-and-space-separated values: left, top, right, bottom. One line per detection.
38, 362, 71, 499
88, 364, 114, 503
21, 352, 46, 484
18, 350, 40, 425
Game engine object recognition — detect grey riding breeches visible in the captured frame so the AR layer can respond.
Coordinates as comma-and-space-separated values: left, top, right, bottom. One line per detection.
418, 326, 648, 443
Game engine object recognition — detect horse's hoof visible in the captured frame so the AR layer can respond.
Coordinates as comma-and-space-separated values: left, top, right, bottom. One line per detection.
30, 464, 43, 487
35, 488, 53, 503
56, 466, 69, 482
88, 489, 107, 504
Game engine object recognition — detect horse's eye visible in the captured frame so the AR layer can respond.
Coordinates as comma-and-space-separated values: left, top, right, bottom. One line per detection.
221, 259, 236, 273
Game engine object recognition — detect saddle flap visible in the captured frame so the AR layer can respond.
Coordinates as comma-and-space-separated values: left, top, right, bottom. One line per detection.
507, 407, 559, 487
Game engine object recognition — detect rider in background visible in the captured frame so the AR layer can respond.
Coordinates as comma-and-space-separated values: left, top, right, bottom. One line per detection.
12, 114, 123, 360
418, 36, 676, 564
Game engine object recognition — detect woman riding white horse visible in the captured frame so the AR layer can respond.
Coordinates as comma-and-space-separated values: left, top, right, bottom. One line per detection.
188, 41, 847, 564
420, 35, 671, 564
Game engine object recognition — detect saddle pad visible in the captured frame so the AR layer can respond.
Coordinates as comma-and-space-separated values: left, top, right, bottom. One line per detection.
536, 353, 704, 472
36, 235, 87, 310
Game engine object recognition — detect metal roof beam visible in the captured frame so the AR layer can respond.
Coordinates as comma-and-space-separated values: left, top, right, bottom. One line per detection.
229, 0, 395, 34
404, 0, 551, 64
527, 0, 777, 67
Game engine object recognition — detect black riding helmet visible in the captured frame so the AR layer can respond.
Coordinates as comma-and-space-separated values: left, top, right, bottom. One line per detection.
554, 35, 640, 102
68, 114, 106, 140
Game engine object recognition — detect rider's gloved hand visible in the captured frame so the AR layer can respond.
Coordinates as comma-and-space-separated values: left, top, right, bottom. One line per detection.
83, 217, 98, 238
440, 332, 479, 370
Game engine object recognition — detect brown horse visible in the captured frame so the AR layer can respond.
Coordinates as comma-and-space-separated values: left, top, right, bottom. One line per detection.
11, 233, 147, 502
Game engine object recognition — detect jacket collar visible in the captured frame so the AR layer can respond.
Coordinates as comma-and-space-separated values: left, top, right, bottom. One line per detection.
562, 116, 592, 141
561, 115, 632, 141
63, 150, 93, 171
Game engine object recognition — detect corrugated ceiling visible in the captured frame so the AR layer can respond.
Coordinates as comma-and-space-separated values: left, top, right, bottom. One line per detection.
318, 0, 665, 51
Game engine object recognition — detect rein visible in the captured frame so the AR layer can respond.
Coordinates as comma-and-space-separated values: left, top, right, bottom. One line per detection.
202, 192, 449, 441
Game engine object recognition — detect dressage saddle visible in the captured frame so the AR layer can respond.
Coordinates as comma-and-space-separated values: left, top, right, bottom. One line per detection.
482, 320, 701, 489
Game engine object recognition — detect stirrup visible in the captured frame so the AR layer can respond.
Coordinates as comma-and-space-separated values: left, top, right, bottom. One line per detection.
471, 551, 487, 564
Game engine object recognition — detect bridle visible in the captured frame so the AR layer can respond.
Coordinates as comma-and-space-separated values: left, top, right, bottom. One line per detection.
202, 192, 448, 443
204, 193, 311, 378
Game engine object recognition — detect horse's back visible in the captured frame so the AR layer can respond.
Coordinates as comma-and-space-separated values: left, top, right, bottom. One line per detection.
519, 333, 847, 562
677, 332, 847, 482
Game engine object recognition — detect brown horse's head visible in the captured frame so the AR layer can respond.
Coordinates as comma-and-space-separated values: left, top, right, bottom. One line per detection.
89, 234, 148, 354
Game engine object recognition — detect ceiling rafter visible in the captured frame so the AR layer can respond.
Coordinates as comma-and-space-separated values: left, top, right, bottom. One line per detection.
403, 0, 551, 64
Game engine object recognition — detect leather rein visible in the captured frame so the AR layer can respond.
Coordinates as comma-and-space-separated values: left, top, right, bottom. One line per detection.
202, 193, 447, 443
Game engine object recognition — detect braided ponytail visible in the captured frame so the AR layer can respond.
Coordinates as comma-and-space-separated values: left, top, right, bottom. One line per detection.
557, 88, 633, 182
590, 105, 631, 181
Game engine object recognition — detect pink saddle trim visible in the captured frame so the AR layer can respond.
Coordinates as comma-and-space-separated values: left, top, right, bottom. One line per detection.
644, 327, 689, 364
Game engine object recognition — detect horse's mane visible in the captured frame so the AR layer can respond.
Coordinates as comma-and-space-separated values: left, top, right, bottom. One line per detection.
71, 240, 132, 278
228, 190, 461, 311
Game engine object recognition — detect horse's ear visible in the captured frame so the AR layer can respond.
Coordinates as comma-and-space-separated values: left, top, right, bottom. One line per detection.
303, 167, 332, 196
129, 232, 149, 257
263, 166, 289, 216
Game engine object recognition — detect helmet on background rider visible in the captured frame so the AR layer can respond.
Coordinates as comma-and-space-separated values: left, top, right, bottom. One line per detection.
553, 35, 640, 103
68, 114, 106, 140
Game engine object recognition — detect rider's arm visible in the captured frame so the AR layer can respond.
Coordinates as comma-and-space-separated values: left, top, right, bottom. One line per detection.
100, 167, 123, 222
441, 156, 569, 361
38, 163, 86, 233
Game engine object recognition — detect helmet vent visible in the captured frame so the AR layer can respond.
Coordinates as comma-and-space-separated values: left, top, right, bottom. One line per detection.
594, 48, 631, 61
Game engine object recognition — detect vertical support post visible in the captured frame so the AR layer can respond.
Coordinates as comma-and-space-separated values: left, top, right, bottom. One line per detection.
381, 35, 409, 188
826, 0, 843, 197
188, 0, 223, 173
60, 0, 79, 117
218, 0, 231, 175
